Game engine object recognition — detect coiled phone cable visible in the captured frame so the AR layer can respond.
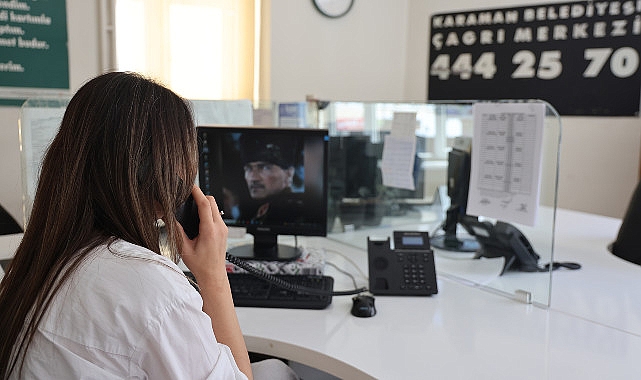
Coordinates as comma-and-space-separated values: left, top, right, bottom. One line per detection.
226, 253, 367, 296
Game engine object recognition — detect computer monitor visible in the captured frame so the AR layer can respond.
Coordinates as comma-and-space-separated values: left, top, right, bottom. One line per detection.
197, 125, 328, 261
327, 135, 384, 229
430, 136, 480, 252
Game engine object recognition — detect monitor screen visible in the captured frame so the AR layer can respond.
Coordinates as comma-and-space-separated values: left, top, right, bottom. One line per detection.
197, 126, 328, 261
327, 135, 384, 229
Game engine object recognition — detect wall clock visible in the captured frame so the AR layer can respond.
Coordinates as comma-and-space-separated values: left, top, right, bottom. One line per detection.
313, 0, 354, 18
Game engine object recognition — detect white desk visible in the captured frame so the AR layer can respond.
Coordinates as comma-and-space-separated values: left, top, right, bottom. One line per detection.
2, 211, 640, 379
236, 209, 641, 379
550, 209, 641, 336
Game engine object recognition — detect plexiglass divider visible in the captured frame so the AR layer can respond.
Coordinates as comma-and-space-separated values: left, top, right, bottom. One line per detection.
318, 100, 561, 308
20, 97, 560, 307
19, 97, 71, 226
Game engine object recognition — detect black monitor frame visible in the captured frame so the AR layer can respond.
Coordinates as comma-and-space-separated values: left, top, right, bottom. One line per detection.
327, 134, 385, 229
197, 125, 329, 261
431, 139, 480, 252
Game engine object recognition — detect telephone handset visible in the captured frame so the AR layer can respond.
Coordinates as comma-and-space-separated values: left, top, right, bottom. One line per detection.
175, 194, 365, 296
460, 215, 580, 274
175, 194, 200, 240
461, 216, 542, 275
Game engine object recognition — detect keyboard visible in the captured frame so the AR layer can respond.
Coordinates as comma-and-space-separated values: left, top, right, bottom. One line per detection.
228, 273, 334, 310
184, 271, 334, 310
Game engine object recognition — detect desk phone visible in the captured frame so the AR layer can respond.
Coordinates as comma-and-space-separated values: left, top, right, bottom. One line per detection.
367, 231, 438, 296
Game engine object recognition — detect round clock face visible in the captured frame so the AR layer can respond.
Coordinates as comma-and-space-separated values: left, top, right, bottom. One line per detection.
313, 0, 354, 18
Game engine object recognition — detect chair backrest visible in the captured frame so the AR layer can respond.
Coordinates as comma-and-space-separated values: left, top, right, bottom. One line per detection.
0, 205, 22, 236
610, 180, 641, 265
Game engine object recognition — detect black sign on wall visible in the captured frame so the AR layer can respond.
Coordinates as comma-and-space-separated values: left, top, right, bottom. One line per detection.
427, 1, 641, 116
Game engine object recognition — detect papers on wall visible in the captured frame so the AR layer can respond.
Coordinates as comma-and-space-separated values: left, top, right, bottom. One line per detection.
20, 105, 67, 222
381, 112, 417, 190
278, 102, 307, 127
466, 103, 545, 227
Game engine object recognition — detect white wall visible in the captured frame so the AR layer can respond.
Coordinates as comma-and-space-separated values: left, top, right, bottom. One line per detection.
1, 0, 638, 222
271, 0, 641, 218
270, 0, 409, 101
0, 0, 103, 225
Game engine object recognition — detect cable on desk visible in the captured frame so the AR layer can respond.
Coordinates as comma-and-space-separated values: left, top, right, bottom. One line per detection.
543, 261, 581, 270
325, 248, 369, 282
325, 261, 359, 289
226, 253, 367, 296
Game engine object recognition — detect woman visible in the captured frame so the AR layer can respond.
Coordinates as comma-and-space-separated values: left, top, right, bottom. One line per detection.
0, 72, 257, 378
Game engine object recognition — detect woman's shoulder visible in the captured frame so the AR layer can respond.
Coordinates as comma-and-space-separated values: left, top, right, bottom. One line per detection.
85, 239, 194, 298
66, 240, 200, 323
32, 243, 219, 378
42, 240, 201, 342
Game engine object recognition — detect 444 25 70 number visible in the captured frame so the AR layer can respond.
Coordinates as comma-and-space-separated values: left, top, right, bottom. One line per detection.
429, 47, 639, 80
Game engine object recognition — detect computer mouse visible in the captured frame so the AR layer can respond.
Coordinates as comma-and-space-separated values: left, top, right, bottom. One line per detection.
351, 294, 376, 318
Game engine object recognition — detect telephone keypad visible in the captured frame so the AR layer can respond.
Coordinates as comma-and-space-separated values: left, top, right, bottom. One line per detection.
398, 252, 433, 291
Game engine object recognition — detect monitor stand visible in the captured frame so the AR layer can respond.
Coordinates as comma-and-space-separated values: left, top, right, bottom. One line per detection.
430, 234, 480, 252
228, 232, 301, 261
430, 207, 480, 252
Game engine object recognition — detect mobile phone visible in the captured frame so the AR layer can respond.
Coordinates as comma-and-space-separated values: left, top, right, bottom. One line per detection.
175, 194, 200, 239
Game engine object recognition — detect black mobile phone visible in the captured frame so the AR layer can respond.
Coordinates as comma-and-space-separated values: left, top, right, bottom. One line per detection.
175, 194, 200, 239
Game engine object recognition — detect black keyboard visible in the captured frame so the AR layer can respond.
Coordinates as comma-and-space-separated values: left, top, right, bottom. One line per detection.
228, 273, 334, 310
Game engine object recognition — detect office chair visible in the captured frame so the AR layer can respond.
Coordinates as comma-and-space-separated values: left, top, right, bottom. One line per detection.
609, 179, 641, 265
0, 204, 22, 272
0, 204, 22, 236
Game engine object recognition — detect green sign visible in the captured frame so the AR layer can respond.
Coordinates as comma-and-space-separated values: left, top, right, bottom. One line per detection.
0, 0, 69, 98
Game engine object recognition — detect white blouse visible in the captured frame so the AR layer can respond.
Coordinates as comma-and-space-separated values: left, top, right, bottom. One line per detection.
11, 239, 247, 380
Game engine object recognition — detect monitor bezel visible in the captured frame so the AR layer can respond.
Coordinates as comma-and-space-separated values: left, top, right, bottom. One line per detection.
196, 125, 329, 241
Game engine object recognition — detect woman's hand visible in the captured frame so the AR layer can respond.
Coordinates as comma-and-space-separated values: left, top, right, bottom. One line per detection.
176, 186, 253, 379
179, 185, 229, 286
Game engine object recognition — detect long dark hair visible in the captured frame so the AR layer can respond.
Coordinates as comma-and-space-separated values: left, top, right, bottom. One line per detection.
0, 72, 198, 377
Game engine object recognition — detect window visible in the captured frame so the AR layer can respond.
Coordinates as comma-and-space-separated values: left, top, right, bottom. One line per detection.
114, 0, 267, 101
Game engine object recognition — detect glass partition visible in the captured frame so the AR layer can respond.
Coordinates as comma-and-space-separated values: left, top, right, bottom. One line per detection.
319, 100, 561, 307
20, 97, 561, 307
19, 98, 71, 225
